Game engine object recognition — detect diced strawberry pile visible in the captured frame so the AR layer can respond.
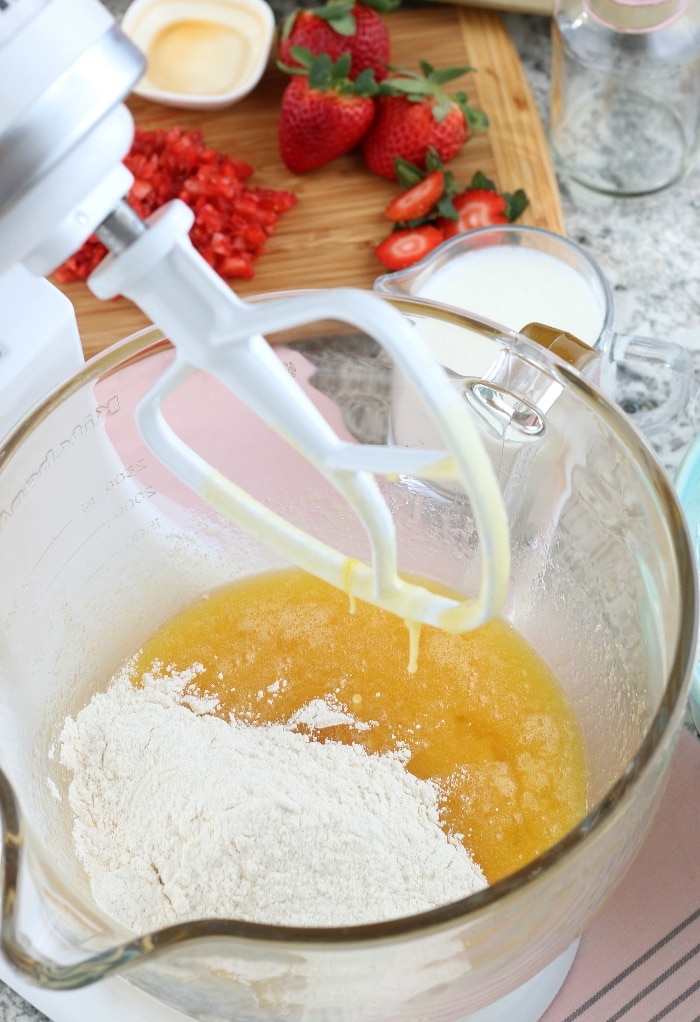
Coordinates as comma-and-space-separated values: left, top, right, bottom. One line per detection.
54, 127, 297, 284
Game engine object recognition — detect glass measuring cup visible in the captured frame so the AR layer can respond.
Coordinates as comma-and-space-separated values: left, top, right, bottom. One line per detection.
0, 299, 695, 1022
374, 224, 693, 439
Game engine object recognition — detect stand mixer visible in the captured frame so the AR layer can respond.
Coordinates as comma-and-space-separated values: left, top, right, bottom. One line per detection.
0, 0, 513, 636
0, 1, 511, 1017
0, 3, 696, 1022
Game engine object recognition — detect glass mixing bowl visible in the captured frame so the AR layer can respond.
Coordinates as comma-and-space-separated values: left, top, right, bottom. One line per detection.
0, 297, 695, 1022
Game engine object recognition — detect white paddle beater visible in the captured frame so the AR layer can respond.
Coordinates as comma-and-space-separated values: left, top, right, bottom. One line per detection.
0, 0, 509, 636
89, 198, 510, 634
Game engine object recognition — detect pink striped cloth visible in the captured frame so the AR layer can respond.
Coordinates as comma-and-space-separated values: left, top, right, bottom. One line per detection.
543, 728, 700, 1022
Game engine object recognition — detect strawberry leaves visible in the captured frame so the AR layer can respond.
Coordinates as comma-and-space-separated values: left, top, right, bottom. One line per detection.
389, 157, 529, 229
279, 46, 379, 96
380, 61, 489, 130
310, 1, 359, 37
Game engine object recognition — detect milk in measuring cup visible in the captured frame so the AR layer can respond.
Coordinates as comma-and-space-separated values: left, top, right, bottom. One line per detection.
418, 245, 606, 345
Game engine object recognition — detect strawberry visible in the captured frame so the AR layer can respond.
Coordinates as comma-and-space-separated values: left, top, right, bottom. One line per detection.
361, 62, 488, 179
375, 224, 444, 270
436, 172, 529, 236
437, 189, 509, 236
279, 0, 399, 81
384, 169, 444, 222
375, 165, 529, 270
278, 49, 378, 173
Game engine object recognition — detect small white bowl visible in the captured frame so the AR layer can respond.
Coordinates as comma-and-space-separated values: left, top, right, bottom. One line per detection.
121, 0, 274, 110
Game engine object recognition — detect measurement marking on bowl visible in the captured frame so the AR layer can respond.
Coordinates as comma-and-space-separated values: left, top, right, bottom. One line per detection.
33, 519, 74, 572
40, 522, 107, 597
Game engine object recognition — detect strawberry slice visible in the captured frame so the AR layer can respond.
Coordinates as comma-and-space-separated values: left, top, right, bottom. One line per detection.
437, 188, 508, 237
375, 224, 444, 270
384, 170, 445, 222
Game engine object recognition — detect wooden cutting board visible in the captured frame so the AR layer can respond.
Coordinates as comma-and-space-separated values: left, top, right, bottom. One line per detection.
57, 5, 564, 359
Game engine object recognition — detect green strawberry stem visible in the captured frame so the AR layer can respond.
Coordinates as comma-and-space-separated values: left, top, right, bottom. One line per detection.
278, 47, 379, 95
380, 61, 488, 129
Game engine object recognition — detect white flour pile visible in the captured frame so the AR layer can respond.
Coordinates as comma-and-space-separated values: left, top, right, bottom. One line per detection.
58, 665, 487, 934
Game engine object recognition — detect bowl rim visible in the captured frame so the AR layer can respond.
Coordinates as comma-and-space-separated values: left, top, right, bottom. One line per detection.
674, 434, 700, 731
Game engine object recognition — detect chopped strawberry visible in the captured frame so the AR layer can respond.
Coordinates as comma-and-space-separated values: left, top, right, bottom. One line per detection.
279, 49, 378, 173
54, 127, 296, 283
437, 188, 509, 236
375, 224, 444, 270
384, 170, 444, 222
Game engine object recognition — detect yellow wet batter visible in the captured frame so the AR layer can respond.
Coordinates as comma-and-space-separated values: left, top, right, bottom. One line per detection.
132, 568, 588, 884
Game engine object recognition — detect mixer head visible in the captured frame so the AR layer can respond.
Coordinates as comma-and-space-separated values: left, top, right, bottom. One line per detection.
0, 0, 146, 276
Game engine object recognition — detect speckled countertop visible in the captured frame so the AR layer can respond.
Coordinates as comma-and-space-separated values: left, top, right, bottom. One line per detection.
1, 5, 698, 1021
502, 12, 700, 481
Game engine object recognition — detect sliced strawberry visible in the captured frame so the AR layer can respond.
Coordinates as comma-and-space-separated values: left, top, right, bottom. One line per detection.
384, 170, 444, 222
437, 188, 508, 237
375, 224, 444, 270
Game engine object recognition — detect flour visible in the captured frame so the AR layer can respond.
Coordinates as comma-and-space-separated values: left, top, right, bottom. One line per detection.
286, 694, 373, 732
59, 664, 487, 934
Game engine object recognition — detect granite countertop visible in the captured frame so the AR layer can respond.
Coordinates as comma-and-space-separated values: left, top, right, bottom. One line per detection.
503, 13, 700, 482
1, 5, 698, 1021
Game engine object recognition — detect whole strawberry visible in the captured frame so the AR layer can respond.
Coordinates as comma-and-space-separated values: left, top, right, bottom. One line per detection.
279, 0, 399, 81
361, 61, 488, 179
279, 49, 378, 173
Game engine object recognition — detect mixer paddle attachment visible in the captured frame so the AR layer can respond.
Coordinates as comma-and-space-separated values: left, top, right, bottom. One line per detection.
89, 198, 510, 633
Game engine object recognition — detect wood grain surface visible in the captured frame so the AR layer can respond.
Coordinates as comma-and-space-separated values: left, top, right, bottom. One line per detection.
55, 5, 564, 359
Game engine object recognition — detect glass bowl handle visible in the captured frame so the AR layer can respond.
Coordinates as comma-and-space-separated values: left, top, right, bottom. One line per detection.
600, 332, 693, 438
521, 323, 693, 439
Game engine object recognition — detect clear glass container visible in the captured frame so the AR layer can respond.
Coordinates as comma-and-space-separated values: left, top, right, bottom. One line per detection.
0, 299, 695, 1021
550, 0, 700, 196
373, 225, 693, 439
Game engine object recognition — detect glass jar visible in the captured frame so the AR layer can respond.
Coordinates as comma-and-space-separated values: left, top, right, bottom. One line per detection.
550, 0, 700, 196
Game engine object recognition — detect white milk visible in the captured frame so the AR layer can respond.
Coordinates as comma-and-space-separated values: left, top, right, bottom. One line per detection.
417, 246, 606, 347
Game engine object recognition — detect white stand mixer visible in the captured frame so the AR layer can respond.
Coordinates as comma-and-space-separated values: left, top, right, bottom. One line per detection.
0, 0, 139, 435
0, 0, 512, 637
